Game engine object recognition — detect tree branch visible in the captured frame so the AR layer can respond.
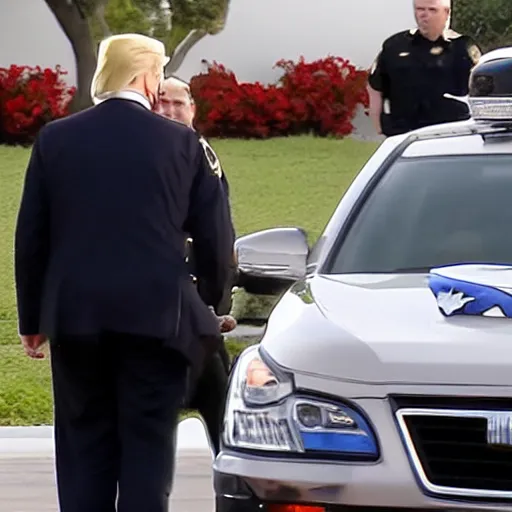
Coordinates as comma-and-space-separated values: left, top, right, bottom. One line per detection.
165, 28, 207, 75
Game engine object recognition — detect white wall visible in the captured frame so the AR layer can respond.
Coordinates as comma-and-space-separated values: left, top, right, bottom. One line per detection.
1, 0, 414, 89
176, 0, 415, 83
0, 0, 76, 85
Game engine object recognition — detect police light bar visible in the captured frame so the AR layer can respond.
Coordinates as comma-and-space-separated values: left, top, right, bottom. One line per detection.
467, 47, 512, 122
469, 98, 512, 121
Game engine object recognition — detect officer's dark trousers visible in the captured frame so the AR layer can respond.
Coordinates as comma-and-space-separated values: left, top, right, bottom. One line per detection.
189, 344, 230, 455
49, 332, 188, 512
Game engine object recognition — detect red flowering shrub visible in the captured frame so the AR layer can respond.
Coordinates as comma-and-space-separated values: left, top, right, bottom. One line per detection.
190, 63, 293, 138
276, 56, 369, 137
190, 56, 369, 139
0, 65, 76, 145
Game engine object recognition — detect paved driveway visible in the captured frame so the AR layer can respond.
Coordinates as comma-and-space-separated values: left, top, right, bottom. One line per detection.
0, 418, 215, 512
0, 450, 214, 512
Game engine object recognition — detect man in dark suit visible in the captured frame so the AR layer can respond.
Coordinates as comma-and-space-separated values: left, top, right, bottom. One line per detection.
13, 33, 235, 512
156, 76, 238, 455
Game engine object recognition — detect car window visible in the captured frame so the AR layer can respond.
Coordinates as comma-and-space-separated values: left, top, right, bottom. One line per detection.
328, 154, 512, 274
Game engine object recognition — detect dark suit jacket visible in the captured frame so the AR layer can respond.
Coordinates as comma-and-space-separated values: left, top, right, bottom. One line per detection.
14, 97, 235, 363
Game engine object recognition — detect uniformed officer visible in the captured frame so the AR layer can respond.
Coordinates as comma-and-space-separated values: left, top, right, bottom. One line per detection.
14, 33, 235, 512
368, 0, 482, 136
156, 75, 237, 455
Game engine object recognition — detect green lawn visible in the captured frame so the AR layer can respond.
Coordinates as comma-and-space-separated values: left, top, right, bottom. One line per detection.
0, 135, 378, 425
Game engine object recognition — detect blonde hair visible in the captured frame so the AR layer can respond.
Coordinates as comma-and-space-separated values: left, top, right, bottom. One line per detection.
91, 33, 170, 103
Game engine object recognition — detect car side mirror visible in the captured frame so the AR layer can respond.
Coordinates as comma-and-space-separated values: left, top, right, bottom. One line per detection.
235, 227, 309, 295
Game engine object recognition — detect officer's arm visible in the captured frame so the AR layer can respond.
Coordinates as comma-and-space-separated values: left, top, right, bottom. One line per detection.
192, 169, 237, 314
367, 48, 387, 135
197, 169, 238, 314
184, 140, 235, 309
14, 131, 50, 335
220, 171, 230, 198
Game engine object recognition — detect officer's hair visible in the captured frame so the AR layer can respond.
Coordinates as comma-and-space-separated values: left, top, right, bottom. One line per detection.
163, 75, 195, 104
91, 33, 169, 103
414, 0, 450, 7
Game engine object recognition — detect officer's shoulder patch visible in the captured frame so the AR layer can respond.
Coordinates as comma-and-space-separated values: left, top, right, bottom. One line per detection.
468, 43, 482, 65
444, 29, 462, 40
199, 136, 222, 178
370, 51, 381, 75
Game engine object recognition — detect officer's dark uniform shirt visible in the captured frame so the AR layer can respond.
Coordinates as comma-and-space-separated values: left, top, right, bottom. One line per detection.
368, 28, 482, 136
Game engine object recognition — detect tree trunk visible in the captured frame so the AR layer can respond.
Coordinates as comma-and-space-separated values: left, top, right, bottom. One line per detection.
44, 0, 97, 112
165, 29, 207, 75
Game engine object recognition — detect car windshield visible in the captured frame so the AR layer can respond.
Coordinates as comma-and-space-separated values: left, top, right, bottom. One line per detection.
328, 154, 512, 274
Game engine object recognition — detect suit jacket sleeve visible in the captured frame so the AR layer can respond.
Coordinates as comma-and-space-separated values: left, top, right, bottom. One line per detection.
184, 137, 235, 309
14, 131, 50, 335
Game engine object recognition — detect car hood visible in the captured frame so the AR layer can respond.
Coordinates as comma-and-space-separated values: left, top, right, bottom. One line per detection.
261, 274, 512, 386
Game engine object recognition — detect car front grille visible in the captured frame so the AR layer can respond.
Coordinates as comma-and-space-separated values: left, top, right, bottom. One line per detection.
395, 405, 512, 499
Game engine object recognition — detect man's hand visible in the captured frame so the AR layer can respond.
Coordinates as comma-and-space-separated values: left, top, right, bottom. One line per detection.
20, 334, 48, 359
219, 315, 237, 333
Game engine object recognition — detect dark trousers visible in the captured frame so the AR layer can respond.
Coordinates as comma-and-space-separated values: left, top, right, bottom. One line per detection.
49, 332, 188, 512
188, 344, 230, 455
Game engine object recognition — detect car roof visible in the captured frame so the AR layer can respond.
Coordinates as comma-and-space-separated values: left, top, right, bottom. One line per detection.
393, 119, 512, 158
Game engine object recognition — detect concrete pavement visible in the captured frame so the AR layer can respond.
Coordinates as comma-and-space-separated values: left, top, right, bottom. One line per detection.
0, 452, 214, 512
0, 324, 265, 511
0, 418, 216, 512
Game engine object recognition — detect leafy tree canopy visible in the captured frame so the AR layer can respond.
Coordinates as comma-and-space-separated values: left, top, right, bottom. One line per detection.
452, 0, 512, 52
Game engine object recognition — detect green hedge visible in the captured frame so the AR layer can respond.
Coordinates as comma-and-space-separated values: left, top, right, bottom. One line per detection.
230, 288, 280, 324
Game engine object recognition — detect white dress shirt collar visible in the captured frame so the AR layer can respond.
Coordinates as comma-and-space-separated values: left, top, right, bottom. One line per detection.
94, 89, 151, 110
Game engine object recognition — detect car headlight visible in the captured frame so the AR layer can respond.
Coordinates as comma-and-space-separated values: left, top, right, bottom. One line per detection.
223, 345, 379, 459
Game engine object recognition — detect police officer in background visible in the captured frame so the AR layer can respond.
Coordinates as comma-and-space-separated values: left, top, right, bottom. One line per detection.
368, 0, 482, 137
156, 76, 237, 455
14, 34, 235, 512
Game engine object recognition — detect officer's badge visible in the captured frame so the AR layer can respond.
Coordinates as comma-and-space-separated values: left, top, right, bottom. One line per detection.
370, 52, 380, 75
430, 46, 444, 55
199, 136, 222, 178
468, 44, 482, 65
